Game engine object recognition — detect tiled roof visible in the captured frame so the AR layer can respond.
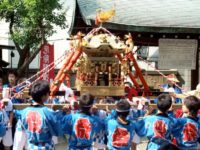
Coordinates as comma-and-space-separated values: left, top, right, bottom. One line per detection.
77, 0, 200, 33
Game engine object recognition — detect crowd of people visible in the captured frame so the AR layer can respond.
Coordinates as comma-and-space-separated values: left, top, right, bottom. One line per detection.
0, 71, 200, 150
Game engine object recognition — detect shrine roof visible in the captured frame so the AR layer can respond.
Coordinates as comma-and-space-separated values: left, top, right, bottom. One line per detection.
74, 0, 200, 34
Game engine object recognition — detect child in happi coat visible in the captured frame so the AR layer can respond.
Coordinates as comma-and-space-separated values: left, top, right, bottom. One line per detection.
1, 88, 14, 150
0, 101, 7, 139
172, 96, 200, 150
106, 99, 139, 150
90, 105, 107, 150
135, 94, 177, 150
13, 116, 28, 150
62, 93, 104, 150
19, 80, 66, 150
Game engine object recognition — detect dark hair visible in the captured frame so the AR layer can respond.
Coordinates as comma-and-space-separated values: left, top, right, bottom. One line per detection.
184, 96, 200, 117
78, 93, 94, 111
157, 94, 172, 113
8, 70, 18, 77
116, 99, 131, 118
124, 82, 132, 87
30, 80, 50, 103
158, 142, 179, 150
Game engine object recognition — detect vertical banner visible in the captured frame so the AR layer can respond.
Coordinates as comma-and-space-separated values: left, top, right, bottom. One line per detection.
40, 43, 54, 83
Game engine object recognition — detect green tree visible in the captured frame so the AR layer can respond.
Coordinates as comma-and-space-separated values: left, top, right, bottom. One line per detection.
0, 0, 67, 76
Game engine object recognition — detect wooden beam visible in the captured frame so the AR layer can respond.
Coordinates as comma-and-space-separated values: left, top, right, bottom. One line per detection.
0, 45, 15, 50
101, 22, 200, 34
13, 103, 182, 110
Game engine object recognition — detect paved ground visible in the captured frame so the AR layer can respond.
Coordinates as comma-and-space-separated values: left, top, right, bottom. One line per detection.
55, 137, 148, 150
136, 139, 148, 150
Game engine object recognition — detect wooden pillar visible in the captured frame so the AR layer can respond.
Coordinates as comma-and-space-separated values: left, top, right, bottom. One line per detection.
0, 48, 2, 60
118, 63, 122, 86
198, 47, 200, 85
191, 47, 199, 89
108, 66, 112, 86
118, 63, 121, 78
94, 65, 99, 86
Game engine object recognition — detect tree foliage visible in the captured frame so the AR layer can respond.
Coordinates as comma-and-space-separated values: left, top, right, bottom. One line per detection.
0, 0, 67, 75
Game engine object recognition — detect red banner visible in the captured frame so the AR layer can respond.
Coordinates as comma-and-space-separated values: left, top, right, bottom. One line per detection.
39, 43, 54, 82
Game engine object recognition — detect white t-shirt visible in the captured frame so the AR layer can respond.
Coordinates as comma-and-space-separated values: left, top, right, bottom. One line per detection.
59, 83, 74, 103
5, 100, 13, 112
164, 87, 176, 102
3, 99, 13, 124
97, 110, 107, 120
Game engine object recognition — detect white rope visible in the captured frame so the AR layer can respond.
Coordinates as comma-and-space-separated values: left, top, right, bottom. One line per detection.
137, 55, 186, 92
13, 48, 74, 90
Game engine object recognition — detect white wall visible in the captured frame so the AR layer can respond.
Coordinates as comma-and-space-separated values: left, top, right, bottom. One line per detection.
0, 20, 12, 67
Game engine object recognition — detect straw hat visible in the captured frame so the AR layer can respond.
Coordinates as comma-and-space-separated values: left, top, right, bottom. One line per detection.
167, 74, 179, 83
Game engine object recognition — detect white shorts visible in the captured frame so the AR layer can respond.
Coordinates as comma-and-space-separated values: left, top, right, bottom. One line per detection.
132, 133, 140, 144
93, 142, 106, 150
13, 129, 27, 150
52, 136, 58, 145
3, 128, 13, 147
13, 131, 57, 149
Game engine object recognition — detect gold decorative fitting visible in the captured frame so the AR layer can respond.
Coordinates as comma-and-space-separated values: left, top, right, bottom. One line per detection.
63, 69, 69, 73
95, 8, 116, 25
124, 33, 134, 54
121, 61, 129, 75
54, 80, 60, 85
